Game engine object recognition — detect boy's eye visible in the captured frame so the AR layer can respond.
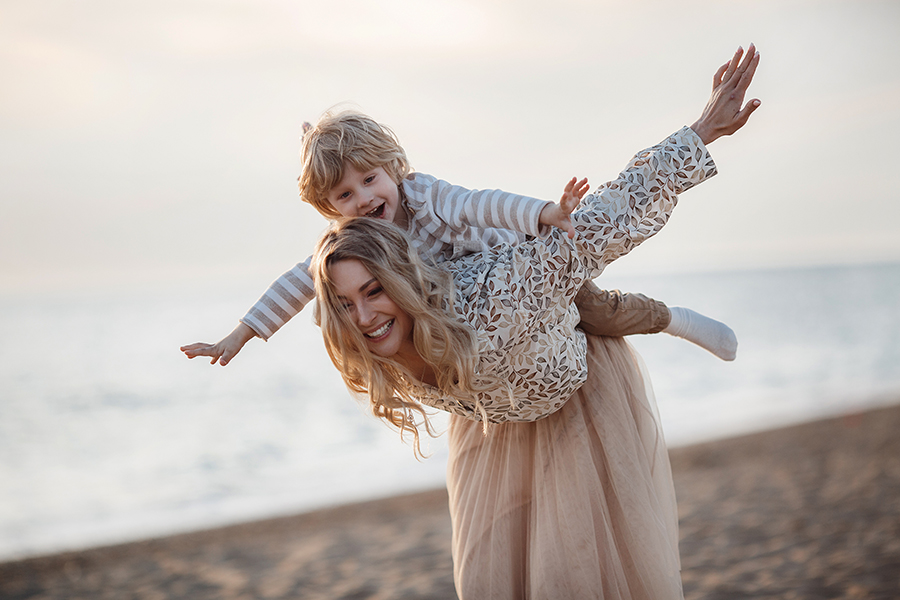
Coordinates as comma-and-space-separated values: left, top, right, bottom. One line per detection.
364, 175, 375, 184
338, 191, 351, 200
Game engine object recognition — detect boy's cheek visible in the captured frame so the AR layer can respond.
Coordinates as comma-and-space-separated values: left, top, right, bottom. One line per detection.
329, 200, 353, 218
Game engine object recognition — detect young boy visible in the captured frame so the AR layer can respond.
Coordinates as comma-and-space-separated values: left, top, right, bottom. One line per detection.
182, 111, 737, 366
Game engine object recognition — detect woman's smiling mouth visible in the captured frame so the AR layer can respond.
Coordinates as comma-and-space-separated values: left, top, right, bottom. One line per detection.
365, 319, 394, 339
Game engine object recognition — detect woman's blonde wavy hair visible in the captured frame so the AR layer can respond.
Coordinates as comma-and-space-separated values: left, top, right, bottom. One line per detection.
311, 217, 497, 457
299, 110, 411, 220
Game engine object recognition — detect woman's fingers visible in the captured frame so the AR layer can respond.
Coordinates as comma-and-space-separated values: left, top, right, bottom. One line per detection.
713, 61, 730, 89
721, 43, 756, 89
722, 46, 744, 84
736, 49, 760, 92
727, 43, 757, 90
733, 98, 762, 131
738, 43, 757, 73
691, 43, 761, 144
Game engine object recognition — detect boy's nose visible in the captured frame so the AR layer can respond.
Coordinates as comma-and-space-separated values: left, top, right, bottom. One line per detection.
357, 192, 373, 211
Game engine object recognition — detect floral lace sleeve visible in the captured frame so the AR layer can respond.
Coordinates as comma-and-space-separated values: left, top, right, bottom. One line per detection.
413, 126, 716, 423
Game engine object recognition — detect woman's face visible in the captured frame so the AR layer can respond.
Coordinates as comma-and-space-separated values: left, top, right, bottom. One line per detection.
330, 259, 414, 359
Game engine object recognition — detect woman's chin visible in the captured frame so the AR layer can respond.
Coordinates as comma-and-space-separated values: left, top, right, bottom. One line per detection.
365, 335, 400, 359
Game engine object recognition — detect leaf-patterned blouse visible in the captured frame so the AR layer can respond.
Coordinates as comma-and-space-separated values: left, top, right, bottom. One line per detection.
409, 126, 717, 423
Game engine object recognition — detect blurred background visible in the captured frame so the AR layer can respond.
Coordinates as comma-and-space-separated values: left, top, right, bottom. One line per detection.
2, 0, 899, 561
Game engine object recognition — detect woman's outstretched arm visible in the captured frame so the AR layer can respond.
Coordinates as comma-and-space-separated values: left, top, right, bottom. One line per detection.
691, 44, 761, 145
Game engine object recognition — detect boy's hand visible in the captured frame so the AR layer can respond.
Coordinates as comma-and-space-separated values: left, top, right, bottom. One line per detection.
691, 44, 761, 145
539, 177, 590, 239
180, 322, 257, 366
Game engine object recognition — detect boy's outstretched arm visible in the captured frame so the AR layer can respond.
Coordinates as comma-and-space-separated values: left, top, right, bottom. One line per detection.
181, 322, 257, 366
182, 257, 317, 367
691, 44, 761, 145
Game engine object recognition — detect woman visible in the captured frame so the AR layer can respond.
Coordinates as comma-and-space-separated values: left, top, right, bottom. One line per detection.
312, 48, 759, 599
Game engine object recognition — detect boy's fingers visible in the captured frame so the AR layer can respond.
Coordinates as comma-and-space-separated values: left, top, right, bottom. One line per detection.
572, 177, 589, 200
220, 349, 235, 366
182, 344, 223, 360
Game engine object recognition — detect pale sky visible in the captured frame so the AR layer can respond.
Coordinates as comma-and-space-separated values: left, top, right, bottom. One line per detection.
2, 0, 899, 293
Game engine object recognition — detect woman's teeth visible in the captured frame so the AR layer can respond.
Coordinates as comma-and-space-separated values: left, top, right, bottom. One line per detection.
365, 320, 393, 338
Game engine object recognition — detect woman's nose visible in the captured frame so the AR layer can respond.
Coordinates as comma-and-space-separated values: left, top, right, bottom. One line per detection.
356, 301, 376, 327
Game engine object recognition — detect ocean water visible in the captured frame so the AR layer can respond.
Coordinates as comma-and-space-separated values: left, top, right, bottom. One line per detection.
1, 262, 899, 561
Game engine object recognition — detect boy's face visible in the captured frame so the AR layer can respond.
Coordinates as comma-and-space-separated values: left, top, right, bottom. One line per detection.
326, 164, 403, 226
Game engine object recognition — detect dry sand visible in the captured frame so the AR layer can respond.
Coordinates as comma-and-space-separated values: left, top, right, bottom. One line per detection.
2, 403, 898, 600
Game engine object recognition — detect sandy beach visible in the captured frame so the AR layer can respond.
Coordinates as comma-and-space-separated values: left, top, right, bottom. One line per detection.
2, 403, 898, 600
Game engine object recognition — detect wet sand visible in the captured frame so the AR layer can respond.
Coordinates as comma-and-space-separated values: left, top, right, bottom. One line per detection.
2, 403, 898, 599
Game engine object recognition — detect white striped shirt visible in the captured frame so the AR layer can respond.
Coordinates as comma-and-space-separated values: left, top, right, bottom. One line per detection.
241, 174, 551, 339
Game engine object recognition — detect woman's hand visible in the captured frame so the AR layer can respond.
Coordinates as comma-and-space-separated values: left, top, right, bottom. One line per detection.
180, 322, 258, 366
691, 44, 761, 145
539, 177, 590, 239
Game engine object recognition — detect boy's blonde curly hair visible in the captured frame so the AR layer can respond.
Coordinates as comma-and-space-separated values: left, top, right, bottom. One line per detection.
298, 111, 411, 219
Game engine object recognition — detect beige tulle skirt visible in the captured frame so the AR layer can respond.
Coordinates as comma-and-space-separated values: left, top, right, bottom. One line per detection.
447, 335, 683, 599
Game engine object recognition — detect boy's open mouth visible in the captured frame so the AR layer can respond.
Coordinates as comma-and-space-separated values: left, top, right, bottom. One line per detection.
365, 319, 393, 339
365, 204, 385, 219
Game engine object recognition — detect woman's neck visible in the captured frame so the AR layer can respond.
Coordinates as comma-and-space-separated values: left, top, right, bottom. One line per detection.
396, 347, 438, 387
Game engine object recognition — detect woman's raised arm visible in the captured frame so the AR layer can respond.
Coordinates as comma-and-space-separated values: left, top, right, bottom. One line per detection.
691, 44, 761, 145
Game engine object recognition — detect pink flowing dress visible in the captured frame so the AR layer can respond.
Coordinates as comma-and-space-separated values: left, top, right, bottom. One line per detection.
409, 127, 716, 598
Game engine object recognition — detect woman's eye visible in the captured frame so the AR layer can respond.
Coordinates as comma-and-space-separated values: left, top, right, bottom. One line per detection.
368, 286, 383, 297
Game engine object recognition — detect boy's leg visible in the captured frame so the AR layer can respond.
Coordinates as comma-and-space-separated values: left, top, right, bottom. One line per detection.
662, 306, 737, 361
574, 280, 670, 337
575, 280, 737, 361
